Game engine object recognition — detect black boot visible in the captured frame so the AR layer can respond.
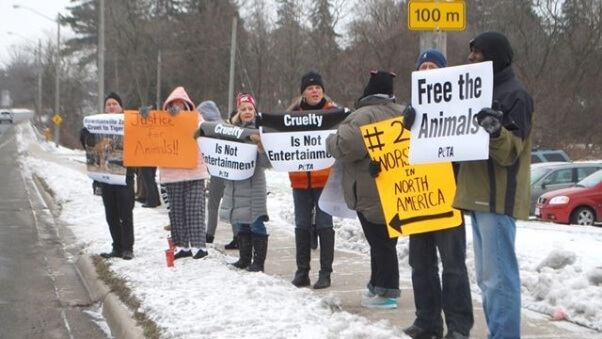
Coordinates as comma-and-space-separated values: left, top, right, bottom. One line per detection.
225, 235, 239, 250
313, 228, 334, 289
247, 234, 269, 272
291, 228, 311, 287
231, 232, 252, 269
310, 224, 318, 250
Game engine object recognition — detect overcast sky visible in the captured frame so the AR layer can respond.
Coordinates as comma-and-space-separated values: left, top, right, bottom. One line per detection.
0, 0, 72, 66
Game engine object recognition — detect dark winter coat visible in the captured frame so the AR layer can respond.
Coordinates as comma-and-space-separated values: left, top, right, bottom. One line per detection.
453, 66, 534, 219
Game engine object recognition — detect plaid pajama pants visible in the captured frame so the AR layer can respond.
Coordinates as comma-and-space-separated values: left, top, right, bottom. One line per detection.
165, 180, 206, 248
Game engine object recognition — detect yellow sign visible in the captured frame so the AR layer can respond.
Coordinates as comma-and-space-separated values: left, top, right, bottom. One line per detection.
361, 116, 462, 237
52, 114, 63, 125
408, 0, 465, 31
123, 110, 199, 168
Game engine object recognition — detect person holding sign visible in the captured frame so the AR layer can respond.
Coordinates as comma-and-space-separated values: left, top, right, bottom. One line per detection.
456, 32, 533, 339
288, 71, 338, 289
403, 50, 473, 339
80, 92, 136, 260
325, 70, 405, 308
221, 93, 270, 272
159, 87, 210, 260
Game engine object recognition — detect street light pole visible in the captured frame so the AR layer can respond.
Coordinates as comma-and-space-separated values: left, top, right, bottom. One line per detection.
98, 0, 105, 113
55, 13, 61, 146
12, 4, 61, 146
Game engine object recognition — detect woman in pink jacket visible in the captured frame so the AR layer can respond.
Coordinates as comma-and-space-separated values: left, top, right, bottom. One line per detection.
160, 86, 210, 259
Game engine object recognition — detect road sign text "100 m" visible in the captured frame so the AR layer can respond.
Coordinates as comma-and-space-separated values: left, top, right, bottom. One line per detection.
408, 0, 466, 31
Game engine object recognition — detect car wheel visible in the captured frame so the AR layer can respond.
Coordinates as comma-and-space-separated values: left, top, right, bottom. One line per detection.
569, 207, 596, 225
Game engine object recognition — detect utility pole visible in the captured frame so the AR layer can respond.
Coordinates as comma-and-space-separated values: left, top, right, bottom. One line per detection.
156, 50, 162, 110
98, 0, 105, 112
54, 14, 61, 147
37, 40, 43, 122
420, 31, 447, 58
227, 17, 237, 119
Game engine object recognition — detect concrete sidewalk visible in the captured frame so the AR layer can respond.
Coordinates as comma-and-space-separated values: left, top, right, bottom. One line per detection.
212, 223, 597, 338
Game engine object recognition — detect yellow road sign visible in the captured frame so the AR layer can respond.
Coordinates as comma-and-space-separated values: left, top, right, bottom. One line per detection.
408, 0, 465, 31
52, 114, 63, 125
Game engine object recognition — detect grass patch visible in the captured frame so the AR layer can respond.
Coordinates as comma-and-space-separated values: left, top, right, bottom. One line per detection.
93, 256, 162, 338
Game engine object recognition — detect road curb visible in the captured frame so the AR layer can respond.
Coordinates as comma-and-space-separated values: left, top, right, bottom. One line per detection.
75, 255, 145, 339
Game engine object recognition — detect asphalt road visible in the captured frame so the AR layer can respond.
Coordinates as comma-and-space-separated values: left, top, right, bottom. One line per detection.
0, 125, 108, 338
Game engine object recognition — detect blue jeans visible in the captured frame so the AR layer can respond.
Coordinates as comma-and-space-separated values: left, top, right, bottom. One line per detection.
409, 219, 473, 336
236, 218, 267, 236
292, 188, 333, 231
471, 211, 521, 339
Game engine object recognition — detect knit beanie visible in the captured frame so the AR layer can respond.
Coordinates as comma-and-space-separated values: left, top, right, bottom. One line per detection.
236, 93, 256, 109
415, 49, 447, 69
361, 70, 396, 98
105, 92, 123, 107
197, 100, 222, 122
469, 31, 514, 73
300, 71, 325, 93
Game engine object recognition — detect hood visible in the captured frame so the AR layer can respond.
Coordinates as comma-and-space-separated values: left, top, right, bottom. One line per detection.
470, 31, 514, 73
163, 86, 195, 111
197, 100, 222, 122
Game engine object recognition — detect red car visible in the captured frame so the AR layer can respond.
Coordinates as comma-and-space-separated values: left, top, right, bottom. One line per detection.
535, 169, 602, 225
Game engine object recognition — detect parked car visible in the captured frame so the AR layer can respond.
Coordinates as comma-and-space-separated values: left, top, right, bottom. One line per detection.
529, 162, 602, 215
531, 149, 570, 163
535, 169, 602, 225
0, 110, 13, 124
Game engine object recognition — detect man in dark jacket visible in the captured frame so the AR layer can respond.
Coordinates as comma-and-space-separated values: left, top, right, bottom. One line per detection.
455, 32, 534, 338
80, 92, 136, 260
403, 50, 473, 339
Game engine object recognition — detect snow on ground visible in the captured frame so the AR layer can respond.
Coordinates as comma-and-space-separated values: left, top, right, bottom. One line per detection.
15, 123, 602, 337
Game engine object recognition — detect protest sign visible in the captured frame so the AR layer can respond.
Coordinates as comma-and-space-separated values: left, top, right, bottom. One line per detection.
197, 121, 258, 180
257, 108, 349, 172
409, 61, 493, 164
123, 110, 198, 168
318, 160, 357, 219
82, 113, 126, 185
362, 116, 462, 237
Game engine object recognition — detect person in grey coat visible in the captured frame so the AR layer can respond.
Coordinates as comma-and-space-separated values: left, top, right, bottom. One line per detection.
326, 70, 406, 309
220, 93, 270, 272
197, 100, 238, 246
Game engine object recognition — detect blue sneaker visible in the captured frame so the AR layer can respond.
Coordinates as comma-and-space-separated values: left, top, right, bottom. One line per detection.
360, 294, 397, 309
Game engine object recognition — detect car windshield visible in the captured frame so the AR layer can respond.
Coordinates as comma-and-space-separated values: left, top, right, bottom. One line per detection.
576, 169, 602, 188
531, 167, 552, 185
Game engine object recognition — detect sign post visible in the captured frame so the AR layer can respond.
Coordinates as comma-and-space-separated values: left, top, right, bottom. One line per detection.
408, 0, 466, 31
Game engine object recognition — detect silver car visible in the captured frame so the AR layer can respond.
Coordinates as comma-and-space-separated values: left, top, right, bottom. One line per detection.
530, 162, 602, 215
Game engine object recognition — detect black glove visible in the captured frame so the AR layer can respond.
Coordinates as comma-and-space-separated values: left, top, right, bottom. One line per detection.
402, 105, 416, 130
79, 128, 94, 148
475, 102, 503, 137
167, 106, 181, 116
139, 106, 152, 118
368, 159, 381, 178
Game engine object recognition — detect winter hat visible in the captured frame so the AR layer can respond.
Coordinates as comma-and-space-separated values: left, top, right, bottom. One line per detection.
197, 100, 222, 122
105, 92, 123, 107
361, 70, 396, 98
236, 93, 256, 109
162, 86, 195, 111
415, 49, 447, 69
469, 31, 514, 73
300, 71, 325, 93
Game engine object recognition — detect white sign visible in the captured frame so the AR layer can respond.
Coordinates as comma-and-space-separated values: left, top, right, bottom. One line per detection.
198, 137, 258, 180
318, 160, 357, 219
409, 61, 493, 164
82, 114, 127, 185
260, 129, 335, 172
